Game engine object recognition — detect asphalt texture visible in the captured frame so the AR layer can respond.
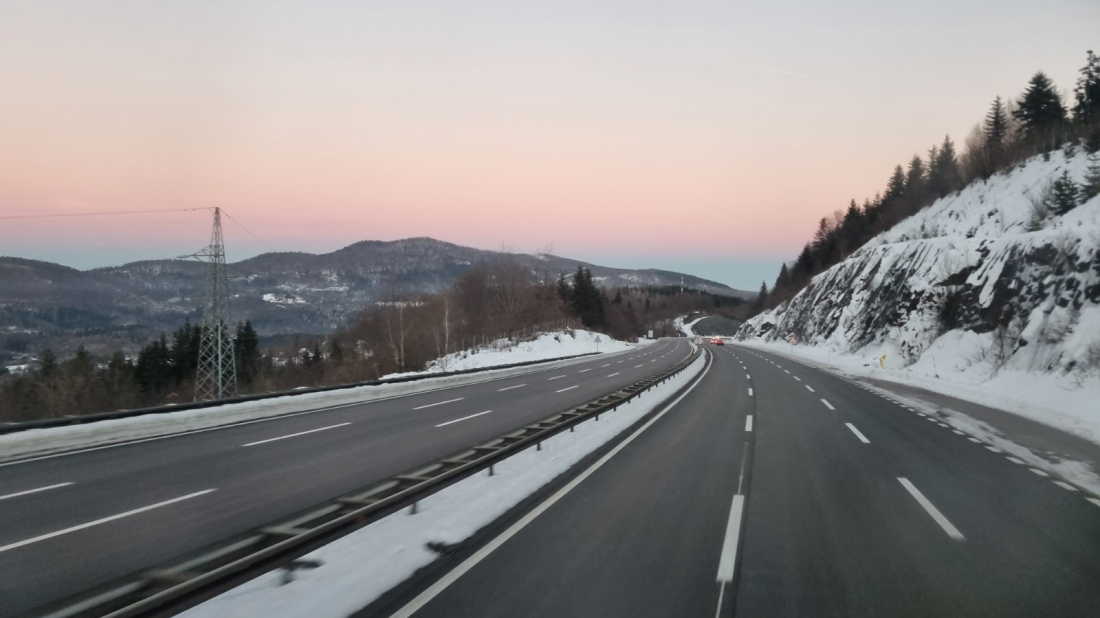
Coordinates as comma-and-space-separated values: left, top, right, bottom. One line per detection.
375, 343, 1100, 618
0, 339, 692, 618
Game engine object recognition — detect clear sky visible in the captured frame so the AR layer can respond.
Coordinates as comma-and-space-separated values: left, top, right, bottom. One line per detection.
1, 1, 1097, 290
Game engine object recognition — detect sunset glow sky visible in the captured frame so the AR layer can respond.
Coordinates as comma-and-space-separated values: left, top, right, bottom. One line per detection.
1, 1, 1097, 289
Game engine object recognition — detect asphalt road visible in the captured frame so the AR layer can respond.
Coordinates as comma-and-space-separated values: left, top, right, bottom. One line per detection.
0, 338, 692, 618
376, 343, 1100, 618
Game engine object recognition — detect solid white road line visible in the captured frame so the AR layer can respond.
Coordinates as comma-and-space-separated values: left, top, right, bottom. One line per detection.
1053, 481, 1078, 492
845, 423, 870, 443
607, 372, 620, 377
0, 490, 216, 553
436, 411, 492, 427
1030, 468, 1050, 477
716, 494, 746, 582
497, 384, 526, 392
556, 385, 578, 393
0, 482, 73, 501
413, 397, 465, 410
805, 385, 815, 393
897, 478, 965, 541
745, 416, 753, 432
748, 387, 754, 397
547, 375, 566, 381
820, 399, 835, 410
386, 352, 712, 618
242, 423, 351, 447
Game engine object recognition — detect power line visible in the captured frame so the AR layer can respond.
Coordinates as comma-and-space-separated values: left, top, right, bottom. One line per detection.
220, 209, 277, 252
0, 207, 211, 220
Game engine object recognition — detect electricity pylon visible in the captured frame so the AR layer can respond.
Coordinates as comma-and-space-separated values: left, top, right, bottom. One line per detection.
183, 207, 237, 401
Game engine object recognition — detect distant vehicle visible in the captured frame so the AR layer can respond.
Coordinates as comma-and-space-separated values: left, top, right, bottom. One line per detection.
715, 339, 725, 346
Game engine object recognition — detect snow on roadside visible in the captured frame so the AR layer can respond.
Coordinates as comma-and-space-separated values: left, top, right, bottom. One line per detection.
180, 349, 705, 618
673, 315, 706, 337
738, 339, 1100, 449
388, 329, 632, 376
0, 330, 639, 462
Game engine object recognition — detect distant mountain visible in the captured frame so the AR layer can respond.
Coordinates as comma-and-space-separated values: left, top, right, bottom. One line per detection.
0, 237, 749, 355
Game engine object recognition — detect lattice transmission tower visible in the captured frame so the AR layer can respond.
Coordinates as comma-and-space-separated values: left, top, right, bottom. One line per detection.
183, 207, 237, 401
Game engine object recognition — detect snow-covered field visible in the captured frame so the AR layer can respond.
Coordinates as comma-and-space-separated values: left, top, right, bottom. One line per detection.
180, 349, 705, 618
740, 147, 1100, 447
0, 330, 637, 462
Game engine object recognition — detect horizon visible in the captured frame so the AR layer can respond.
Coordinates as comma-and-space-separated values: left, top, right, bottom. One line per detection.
0, 232, 764, 291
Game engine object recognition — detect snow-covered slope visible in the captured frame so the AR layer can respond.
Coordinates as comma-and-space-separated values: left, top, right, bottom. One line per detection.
738, 148, 1100, 441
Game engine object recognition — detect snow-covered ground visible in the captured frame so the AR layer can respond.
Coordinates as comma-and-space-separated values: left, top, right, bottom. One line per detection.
739, 147, 1100, 447
0, 330, 638, 462
674, 315, 707, 337
389, 329, 632, 376
180, 349, 705, 618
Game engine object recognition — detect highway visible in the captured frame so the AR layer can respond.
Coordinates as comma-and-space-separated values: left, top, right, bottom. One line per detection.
374, 343, 1100, 618
0, 338, 692, 618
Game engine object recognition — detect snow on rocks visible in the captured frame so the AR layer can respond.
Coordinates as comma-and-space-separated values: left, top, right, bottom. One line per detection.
738, 147, 1100, 446
179, 351, 705, 618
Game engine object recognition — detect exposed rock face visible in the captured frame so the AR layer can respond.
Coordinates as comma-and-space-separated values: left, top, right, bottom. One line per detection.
739, 149, 1100, 378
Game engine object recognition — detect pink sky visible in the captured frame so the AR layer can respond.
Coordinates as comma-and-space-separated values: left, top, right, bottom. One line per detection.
1, 1, 1098, 288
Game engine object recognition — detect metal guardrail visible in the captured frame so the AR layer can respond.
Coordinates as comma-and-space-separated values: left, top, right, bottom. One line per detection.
29, 346, 703, 618
0, 351, 600, 436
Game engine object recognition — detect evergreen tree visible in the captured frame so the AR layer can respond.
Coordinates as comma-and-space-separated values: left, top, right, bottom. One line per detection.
1073, 50, 1100, 126
234, 320, 261, 385
570, 266, 605, 329
984, 96, 1009, 164
884, 165, 907, 202
753, 281, 768, 312
929, 135, 960, 197
556, 273, 572, 304
38, 349, 59, 379
904, 155, 927, 210
1082, 153, 1100, 201
611, 289, 623, 304
1013, 72, 1067, 148
1050, 170, 1081, 214
773, 263, 790, 292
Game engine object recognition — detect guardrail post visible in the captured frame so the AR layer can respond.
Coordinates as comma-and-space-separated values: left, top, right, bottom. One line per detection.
488, 464, 495, 477
409, 501, 419, 515
537, 441, 542, 451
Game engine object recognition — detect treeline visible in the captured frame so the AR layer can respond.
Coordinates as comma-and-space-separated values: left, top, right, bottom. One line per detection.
0, 257, 740, 422
759, 50, 1100, 312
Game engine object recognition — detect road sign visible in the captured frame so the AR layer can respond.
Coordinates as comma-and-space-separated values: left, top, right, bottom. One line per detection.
648, 330, 654, 339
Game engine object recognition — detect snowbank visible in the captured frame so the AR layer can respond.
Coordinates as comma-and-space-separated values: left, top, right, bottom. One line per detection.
389, 329, 632, 376
0, 330, 638, 462
180, 350, 705, 618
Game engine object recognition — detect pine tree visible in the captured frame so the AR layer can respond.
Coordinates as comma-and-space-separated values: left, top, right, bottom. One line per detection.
984, 96, 1009, 163
235, 320, 261, 384
754, 281, 768, 312
556, 273, 572, 304
773, 263, 790, 292
884, 165, 907, 202
38, 349, 59, 379
1081, 153, 1100, 201
930, 135, 960, 196
904, 155, 927, 210
1073, 50, 1100, 126
1013, 72, 1067, 148
1050, 170, 1081, 215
